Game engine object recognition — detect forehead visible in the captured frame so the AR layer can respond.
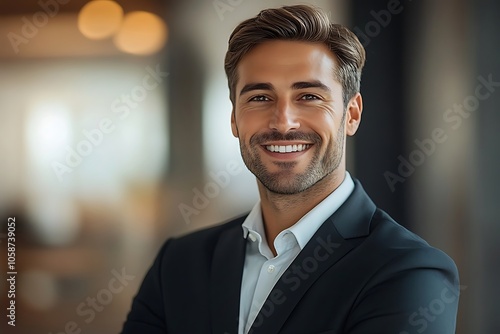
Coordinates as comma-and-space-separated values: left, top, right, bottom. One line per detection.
236, 40, 339, 87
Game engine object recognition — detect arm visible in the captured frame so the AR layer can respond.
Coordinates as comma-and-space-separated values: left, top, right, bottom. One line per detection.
121, 240, 171, 334
345, 247, 460, 334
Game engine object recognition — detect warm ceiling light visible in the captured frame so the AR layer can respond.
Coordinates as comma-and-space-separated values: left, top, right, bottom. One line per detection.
78, 0, 123, 40
113, 11, 168, 56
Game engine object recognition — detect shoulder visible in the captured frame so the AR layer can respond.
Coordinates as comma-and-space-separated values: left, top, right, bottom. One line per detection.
343, 209, 460, 333
155, 213, 248, 263
361, 208, 458, 281
173, 213, 247, 244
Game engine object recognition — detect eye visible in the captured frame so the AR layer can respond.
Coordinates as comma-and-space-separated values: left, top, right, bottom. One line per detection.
300, 94, 320, 101
249, 95, 270, 102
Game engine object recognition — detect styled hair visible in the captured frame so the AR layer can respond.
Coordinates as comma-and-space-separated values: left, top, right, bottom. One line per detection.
224, 4, 366, 108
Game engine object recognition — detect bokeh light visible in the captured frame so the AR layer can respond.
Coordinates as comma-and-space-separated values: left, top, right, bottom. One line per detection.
78, 0, 124, 40
113, 11, 168, 55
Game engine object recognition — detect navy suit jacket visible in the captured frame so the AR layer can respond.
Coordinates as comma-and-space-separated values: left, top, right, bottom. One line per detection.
122, 180, 459, 333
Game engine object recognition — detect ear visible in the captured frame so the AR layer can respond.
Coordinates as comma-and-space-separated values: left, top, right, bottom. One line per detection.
345, 92, 363, 136
231, 109, 239, 137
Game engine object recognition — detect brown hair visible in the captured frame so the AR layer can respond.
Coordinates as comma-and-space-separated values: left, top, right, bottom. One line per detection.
224, 4, 366, 108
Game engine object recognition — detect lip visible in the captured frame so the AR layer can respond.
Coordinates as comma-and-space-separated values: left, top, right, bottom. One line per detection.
261, 141, 313, 146
260, 143, 313, 160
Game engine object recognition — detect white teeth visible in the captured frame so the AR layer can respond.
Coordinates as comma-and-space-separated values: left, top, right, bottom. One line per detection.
265, 144, 310, 153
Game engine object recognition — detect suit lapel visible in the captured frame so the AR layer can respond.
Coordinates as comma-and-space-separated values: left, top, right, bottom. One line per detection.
249, 180, 376, 334
210, 218, 247, 334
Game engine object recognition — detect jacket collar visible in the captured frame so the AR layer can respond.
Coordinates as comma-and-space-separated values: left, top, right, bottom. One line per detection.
249, 180, 376, 334
210, 215, 247, 334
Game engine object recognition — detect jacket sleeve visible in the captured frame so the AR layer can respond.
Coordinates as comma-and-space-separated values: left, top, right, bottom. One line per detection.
121, 240, 171, 334
344, 247, 460, 334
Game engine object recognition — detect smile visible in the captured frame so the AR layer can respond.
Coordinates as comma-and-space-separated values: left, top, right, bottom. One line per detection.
265, 144, 311, 153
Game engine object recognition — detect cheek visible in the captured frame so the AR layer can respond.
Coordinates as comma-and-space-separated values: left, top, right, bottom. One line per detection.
235, 112, 267, 136
305, 108, 339, 141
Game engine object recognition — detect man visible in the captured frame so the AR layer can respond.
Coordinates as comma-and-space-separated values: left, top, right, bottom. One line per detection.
122, 5, 459, 334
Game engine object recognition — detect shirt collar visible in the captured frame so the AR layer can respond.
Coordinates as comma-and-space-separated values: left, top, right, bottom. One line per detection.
242, 201, 263, 239
242, 171, 355, 251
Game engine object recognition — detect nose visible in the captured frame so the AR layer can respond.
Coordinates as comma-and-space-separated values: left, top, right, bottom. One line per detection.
269, 100, 300, 133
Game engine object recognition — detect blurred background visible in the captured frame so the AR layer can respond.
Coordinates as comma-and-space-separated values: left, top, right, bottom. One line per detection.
0, 0, 498, 333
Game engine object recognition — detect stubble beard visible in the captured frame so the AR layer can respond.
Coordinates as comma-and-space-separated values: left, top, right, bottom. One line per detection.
239, 119, 345, 195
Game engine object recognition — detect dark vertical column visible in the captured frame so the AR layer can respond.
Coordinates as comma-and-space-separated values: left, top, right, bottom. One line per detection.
164, 1, 205, 188
160, 0, 206, 234
350, 0, 414, 226
165, 38, 205, 186
472, 0, 500, 332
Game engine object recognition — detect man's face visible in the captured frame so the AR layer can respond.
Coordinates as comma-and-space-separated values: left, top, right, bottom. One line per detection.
231, 40, 359, 195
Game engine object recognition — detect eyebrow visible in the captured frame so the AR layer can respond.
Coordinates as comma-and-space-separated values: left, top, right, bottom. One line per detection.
239, 80, 331, 97
239, 82, 274, 96
292, 80, 331, 92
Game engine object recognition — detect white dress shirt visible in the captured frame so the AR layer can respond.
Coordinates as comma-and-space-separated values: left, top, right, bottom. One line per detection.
238, 172, 355, 334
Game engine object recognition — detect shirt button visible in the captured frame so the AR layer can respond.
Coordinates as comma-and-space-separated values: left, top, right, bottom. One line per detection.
248, 233, 257, 242
267, 265, 275, 273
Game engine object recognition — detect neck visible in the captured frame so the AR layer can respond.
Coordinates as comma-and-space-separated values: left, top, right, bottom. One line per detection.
258, 169, 345, 255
